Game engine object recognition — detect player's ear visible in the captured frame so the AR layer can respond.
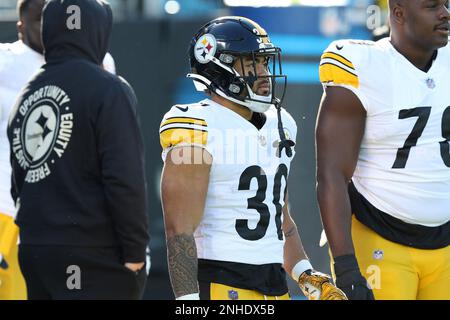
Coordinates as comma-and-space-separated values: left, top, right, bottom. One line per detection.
17, 20, 24, 40
391, 3, 406, 25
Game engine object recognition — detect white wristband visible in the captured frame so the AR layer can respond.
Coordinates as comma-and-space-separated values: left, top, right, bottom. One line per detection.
291, 259, 313, 281
176, 293, 200, 300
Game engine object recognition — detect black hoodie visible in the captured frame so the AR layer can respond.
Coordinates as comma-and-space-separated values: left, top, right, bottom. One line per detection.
7, 0, 149, 263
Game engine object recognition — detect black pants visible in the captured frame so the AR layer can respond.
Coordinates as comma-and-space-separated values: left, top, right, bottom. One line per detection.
19, 245, 147, 300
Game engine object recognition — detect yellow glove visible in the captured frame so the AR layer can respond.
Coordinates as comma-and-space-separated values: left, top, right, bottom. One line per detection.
298, 270, 348, 300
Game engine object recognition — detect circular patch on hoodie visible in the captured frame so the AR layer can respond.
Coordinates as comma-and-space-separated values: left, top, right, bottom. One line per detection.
11, 85, 73, 184
194, 34, 217, 64
23, 101, 59, 165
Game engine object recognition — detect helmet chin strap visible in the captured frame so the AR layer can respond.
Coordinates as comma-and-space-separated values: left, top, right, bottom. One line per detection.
240, 71, 291, 156
214, 87, 271, 113
274, 98, 295, 158
239, 72, 272, 113
188, 73, 293, 158
246, 89, 272, 113
205, 57, 275, 113
217, 83, 294, 158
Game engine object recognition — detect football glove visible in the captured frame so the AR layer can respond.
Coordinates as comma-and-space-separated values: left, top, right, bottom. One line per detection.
298, 269, 348, 300
334, 254, 375, 300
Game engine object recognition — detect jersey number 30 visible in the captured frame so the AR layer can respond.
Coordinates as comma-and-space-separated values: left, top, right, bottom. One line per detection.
236, 164, 287, 241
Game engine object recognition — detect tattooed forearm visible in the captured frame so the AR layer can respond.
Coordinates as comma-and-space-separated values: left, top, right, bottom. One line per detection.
284, 226, 297, 238
166, 233, 199, 298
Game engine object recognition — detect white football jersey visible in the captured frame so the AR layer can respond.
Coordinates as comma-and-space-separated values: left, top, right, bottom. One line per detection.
320, 38, 450, 227
0, 41, 44, 218
160, 99, 297, 265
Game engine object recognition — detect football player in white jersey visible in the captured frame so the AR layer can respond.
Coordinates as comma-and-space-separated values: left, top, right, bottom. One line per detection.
160, 16, 346, 300
316, 0, 450, 299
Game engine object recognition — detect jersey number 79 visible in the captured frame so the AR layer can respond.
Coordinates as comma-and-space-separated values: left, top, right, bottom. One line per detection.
392, 106, 450, 168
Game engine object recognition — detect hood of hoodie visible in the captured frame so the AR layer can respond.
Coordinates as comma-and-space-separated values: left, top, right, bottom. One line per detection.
42, 0, 112, 64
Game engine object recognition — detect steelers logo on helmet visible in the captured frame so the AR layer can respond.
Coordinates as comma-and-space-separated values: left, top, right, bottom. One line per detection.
194, 33, 217, 64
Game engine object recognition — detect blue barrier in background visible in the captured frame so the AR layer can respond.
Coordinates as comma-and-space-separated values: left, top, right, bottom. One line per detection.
228, 6, 371, 38
271, 34, 335, 56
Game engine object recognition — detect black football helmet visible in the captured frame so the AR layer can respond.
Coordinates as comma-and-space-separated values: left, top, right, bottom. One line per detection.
188, 16, 294, 157
187, 16, 287, 113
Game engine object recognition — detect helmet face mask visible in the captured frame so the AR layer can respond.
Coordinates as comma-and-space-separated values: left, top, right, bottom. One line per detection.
230, 49, 286, 112
188, 17, 287, 113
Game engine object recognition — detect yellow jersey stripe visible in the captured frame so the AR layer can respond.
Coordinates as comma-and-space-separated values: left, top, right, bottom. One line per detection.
320, 62, 357, 77
321, 52, 355, 70
160, 127, 208, 149
319, 63, 359, 89
161, 117, 207, 128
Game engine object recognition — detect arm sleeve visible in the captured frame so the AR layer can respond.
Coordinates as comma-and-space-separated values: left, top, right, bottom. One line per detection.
159, 105, 211, 162
96, 78, 149, 262
319, 40, 370, 112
